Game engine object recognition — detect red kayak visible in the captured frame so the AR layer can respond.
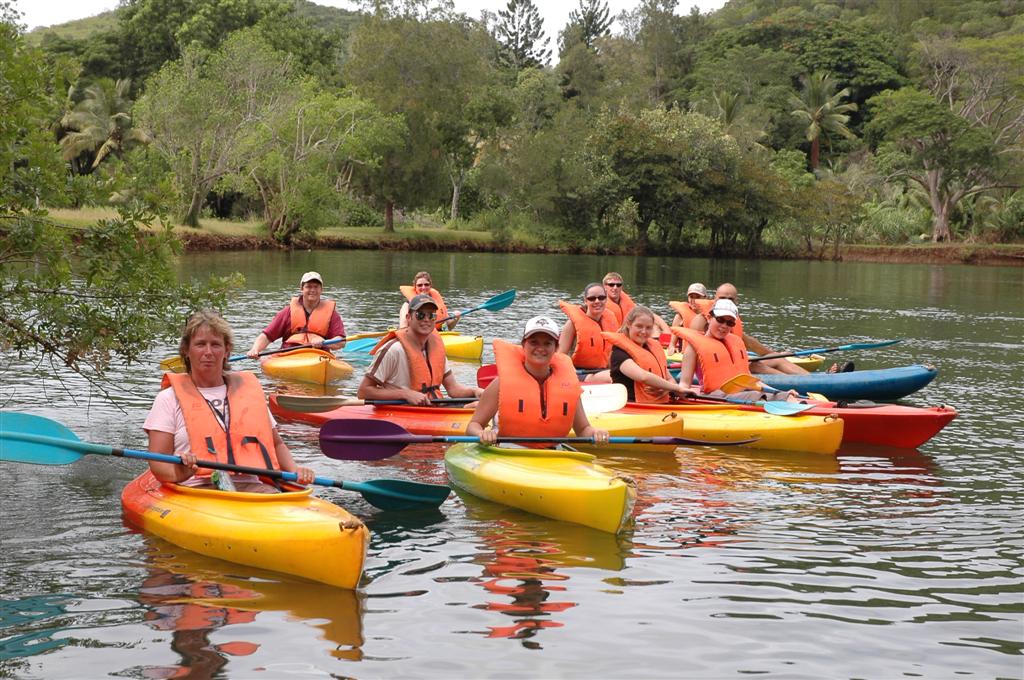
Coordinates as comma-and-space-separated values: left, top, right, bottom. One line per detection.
618, 401, 956, 449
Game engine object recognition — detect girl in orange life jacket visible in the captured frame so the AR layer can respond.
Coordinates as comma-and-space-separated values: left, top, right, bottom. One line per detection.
246, 272, 346, 358
557, 282, 618, 383
604, 305, 698, 404
668, 282, 712, 352
358, 294, 481, 406
398, 270, 461, 331
145, 310, 315, 492
675, 300, 800, 402
467, 316, 610, 446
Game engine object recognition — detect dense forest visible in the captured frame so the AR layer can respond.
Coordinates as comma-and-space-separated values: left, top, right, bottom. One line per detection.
5, 0, 1024, 258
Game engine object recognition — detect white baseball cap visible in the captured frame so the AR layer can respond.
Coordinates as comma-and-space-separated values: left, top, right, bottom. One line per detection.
710, 299, 739, 319
300, 271, 323, 285
686, 283, 707, 297
522, 316, 560, 341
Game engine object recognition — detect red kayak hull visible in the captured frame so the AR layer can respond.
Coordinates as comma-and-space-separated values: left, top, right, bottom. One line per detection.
619, 401, 956, 449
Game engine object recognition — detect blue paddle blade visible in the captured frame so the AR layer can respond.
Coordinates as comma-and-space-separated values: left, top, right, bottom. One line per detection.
343, 337, 381, 354
0, 412, 83, 465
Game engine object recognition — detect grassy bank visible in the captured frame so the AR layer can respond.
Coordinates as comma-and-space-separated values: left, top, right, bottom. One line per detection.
45, 208, 1024, 265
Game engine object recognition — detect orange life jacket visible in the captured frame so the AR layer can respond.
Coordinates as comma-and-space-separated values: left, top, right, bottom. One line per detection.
161, 372, 278, 475
370, 328, 447, 398
558, 301, 618, 369
399, 285, 449, 326
287, 297, 337, 346
669, 299, 713, 329
493, 339, 581, 439
672, 328, 750, 393
601, 331, 671, 403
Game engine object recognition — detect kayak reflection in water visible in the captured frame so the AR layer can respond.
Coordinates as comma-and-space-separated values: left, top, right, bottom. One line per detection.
145, 310, 316, 492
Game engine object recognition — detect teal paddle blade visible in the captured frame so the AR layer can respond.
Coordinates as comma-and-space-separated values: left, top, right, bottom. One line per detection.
0, 412, 84, 465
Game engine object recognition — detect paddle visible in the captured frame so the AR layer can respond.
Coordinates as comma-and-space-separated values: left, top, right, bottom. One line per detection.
158, 333, 378, 373
681, 394, 816, 416
749, 339, 901, 362
0, 412, 451, 511
319, 419, 758, 461
275, 394, 479, 413
346, 289, 518, 354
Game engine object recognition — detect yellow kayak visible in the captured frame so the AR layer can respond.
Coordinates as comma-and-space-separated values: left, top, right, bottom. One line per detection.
439, 331, 484, 360
578, 410, 685, 454
445, 444, 636, 534
619, 403, 844, 454
122, 471, 369, 589
261, 348, 353, 384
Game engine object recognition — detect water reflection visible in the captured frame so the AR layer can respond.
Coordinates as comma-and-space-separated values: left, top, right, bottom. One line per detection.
456, 491, 628, 648
0, 594, 74, 660
134, 538, 364, 677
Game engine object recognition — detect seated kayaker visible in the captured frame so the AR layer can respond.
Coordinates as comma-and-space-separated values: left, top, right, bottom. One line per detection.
603, 271, 671, 333
145, 310, 315, 492
668, 283, 712, 352
467, 316, 610, 446
398, 270, 460, 331
558, 282, 618, 383
245, 271, 346, 358
359, 294, 481, 405
675, 299, 799, 402
688, 282, 808, 376
603, 305, 697, 403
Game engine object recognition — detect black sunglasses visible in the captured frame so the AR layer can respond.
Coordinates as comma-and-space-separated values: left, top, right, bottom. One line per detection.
586, 295, 607, 302
713, 316, 736, 327
605, 282, 623, 287
414, 310, 437, 320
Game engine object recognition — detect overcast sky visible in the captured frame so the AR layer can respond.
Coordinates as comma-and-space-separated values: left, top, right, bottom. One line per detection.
18, 0, 729, 42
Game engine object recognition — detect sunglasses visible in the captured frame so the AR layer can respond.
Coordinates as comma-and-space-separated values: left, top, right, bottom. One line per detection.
586, 295, 607, 302
415, 282, 431, 288
605, 282, 623, 287
713, 316, 737, 327
414, 310, 437, 320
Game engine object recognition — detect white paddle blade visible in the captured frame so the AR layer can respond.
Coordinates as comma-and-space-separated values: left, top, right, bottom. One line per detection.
581, 383, 628, 414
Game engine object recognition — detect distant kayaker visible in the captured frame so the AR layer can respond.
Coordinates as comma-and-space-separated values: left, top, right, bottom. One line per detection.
467, 316, 610, 445
359, 294, 481, 405
668, 282, 713, 352
674, 299, 799, 402
603, 305, 697, 403
688, 283, 811, 376
558, 282, 618, 382
603, 271, 671, 333
398, 271, 460, 331
246, 271, 346, 358
146, 310, 315, 492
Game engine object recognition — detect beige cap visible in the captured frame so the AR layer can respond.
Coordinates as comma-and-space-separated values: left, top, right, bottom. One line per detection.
300, 271, 323, 285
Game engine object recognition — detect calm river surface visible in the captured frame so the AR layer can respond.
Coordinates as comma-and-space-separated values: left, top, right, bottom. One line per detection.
2, 250, 1022, 679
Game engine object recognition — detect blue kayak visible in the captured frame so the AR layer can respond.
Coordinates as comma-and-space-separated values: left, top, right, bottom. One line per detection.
758, 364, 938, 401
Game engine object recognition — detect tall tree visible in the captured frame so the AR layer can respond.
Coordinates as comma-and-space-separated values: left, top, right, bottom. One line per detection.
134, 30, 294, 228
790, 71, 857, 170
559, 0, 611, 54
494, 0, 550, 71
59, 78, 149, 174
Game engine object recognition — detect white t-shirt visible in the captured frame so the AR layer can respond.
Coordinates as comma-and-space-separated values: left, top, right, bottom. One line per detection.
367, 340, 451, 390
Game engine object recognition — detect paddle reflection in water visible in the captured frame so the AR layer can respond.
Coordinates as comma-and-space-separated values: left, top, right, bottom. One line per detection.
0, 594, 74, 661
135, 538, 365, 677
456, 491, 628, 648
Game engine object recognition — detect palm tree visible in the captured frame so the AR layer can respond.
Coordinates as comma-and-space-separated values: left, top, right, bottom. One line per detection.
59, 78, 149, 173
790, 72, 857, 170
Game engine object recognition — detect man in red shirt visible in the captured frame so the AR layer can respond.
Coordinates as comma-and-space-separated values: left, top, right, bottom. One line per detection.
246, 271, 346, 357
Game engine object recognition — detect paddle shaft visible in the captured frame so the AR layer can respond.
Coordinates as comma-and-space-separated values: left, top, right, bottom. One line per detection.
749, 339, 901, 362
322, 433, 753, 447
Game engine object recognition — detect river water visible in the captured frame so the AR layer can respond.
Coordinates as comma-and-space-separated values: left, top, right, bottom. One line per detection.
1, 250, 1022, 679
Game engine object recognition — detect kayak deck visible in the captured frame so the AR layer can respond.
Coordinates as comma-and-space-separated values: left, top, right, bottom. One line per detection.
261, 348, 353, 384
444, 443, 636, 533
121, 471, 368, 589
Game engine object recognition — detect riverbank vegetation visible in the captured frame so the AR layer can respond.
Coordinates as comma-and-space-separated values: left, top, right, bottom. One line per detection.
6, 0, 1024, 259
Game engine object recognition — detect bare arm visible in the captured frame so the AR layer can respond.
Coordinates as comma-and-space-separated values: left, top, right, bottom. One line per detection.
147, 430, 196, 483
677, 346, 699, 392
398, 302, 410, 329
558, 320, 576, 355
688, 314, 708, 332
572, 398, 609, 444
247, 332, 271, 359
357, 373, 431, 405
653, 313, 671, 334
619, 358, 695, 397
466, 379, 500, 443
742, 332, 772, 355
441, 370, 483, 399
270, 428, 315, 484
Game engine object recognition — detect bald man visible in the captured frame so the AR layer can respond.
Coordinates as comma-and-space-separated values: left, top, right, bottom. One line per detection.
688, 283, 809, 376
